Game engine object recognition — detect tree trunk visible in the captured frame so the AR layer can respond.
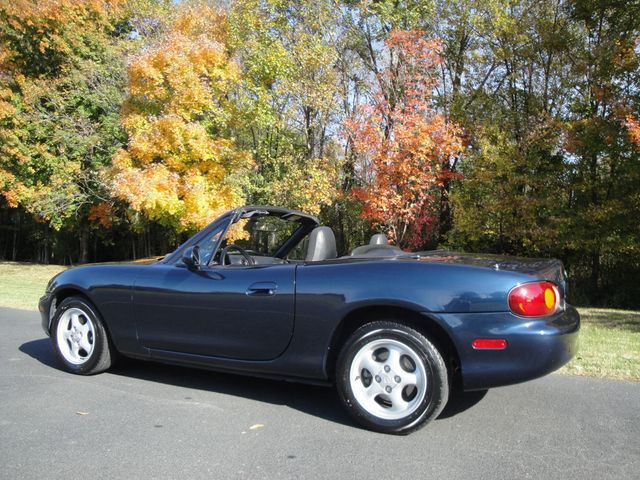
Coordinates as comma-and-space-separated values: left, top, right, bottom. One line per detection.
438, 177, 453, 245
11, 210, 19, 261
590, 251, 600, 303
43, 225, 50, 264
79, 229, 89, 264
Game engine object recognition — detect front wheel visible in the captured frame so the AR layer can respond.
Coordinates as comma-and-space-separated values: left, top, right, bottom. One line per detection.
336, 321, 449, 434
51, 296, 115, 375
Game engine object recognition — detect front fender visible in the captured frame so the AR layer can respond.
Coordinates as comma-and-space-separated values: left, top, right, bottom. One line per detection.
38, 264, 147, 356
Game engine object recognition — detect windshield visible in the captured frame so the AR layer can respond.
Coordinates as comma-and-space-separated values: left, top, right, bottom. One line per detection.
223, 214, 304, 257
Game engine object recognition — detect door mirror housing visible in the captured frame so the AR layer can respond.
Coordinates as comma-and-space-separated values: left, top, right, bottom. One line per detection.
182, 245, 200, 269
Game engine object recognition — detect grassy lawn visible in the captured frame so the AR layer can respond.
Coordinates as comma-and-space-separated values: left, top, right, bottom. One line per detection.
0, 262, 637, 381
0, 262, 67, 311
560, 308, 640, 382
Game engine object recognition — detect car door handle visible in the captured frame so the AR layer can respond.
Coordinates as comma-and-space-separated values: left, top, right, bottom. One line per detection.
246, 282, 277, 296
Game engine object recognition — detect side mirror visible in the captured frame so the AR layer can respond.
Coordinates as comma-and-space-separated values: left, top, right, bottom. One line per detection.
182, 245, 200, 270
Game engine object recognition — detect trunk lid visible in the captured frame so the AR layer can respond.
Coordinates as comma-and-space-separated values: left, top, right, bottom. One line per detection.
414, 250, 568, 295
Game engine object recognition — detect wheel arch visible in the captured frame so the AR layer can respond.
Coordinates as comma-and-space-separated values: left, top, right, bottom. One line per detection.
51, 288, 112, 339
54, 287, 91, 306
324, 305, 461, 386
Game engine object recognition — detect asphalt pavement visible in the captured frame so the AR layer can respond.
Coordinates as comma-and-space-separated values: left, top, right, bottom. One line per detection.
1, 306, 638, 480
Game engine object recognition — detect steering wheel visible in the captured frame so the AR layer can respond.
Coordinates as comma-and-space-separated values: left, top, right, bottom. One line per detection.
220, 244, 255, 266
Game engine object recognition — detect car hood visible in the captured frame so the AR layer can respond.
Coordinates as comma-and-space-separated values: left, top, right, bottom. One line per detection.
77, 257, 164, 267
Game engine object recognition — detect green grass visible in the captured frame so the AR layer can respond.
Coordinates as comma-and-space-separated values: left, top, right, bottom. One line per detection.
559, 308, 640, 382
0, 262, 638, 381
0, 262, 67, 310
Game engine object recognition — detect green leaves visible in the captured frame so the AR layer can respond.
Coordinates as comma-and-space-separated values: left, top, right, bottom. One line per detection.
0, 0, 129, 230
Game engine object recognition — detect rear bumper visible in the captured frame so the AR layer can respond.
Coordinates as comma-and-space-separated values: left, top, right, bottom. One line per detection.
431, 305, 580, 391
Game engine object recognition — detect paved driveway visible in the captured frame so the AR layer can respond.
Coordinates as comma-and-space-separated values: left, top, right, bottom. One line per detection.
1, 307, 638, 479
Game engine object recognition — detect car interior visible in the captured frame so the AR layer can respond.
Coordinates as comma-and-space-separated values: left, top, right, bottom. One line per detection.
218, 228, 406, 266
203, 209, 406, 267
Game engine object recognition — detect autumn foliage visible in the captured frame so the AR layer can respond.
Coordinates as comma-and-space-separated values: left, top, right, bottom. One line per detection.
345, 30, 463, 249
625, 115, 640, 148
1, 0, 639, 307
110, 4, 252, 231
0, 0, 127, 232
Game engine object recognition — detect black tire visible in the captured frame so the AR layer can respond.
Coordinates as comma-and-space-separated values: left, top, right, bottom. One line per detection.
50, 296, 115, 375
336, 321, 449, 435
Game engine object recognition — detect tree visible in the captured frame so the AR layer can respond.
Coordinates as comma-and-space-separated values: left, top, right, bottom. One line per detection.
447, 0, 640, 306
110, 3, 252, 232
228, 0, 343, 216
345, 30, 463, 249
626, 115, 640, 148
0, 0, 132, 261
561, 0, 640, 304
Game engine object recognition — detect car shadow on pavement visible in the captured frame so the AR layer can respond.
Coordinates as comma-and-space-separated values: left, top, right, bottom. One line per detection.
20, 338, 486, 428
19, 337, 61, 369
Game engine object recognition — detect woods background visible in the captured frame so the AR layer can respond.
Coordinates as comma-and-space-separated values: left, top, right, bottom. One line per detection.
0, 0, 639, 308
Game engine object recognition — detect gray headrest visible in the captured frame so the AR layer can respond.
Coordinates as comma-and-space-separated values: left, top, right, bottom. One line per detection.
370, 233, 388, 245
305, 226, 337, 262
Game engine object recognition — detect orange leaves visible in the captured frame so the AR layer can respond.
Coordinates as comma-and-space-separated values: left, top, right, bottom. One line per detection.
345, 30, 463, 249
112, 163, 181, 217
624, 115, 640, 149
0, 169, 21, 208
88, 202, 115, 229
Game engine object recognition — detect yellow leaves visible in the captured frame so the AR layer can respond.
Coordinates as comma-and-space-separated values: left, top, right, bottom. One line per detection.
112, 109, 251, 230
179, 169, 232, 229
264, 156, 340, 216
225, 219, 251, 243
122, 114, 251, 175
172, 2, 229, 40
283, 31, 339, 113
111, 148, 133, 169
612, 38, 639, 70
0, 87, 16, 120
110, 4, 252, 232
1, 0, 124, 57
111, 162, 244, 230
128, 34, 230, 119
126, 5, 239, 122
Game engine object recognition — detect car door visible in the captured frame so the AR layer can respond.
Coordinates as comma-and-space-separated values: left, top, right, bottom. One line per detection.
133, 263, 296, 361
133, 226, 296, 361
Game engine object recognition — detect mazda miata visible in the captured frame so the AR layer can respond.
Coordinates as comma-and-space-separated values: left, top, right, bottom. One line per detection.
39, 205, 580, 434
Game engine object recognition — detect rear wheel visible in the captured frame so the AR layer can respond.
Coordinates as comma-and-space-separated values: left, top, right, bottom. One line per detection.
51, 296, 115, 375
336, 321, 449, 434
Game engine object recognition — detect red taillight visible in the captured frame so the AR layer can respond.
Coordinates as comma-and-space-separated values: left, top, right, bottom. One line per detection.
472, 338, 508, 350
508, 281, 559, 317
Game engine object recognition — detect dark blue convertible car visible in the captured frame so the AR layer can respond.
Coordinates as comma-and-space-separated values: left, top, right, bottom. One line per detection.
39, 205, 579, 434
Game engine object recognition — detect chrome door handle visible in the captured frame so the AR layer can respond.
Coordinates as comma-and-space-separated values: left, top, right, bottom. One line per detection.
246, 282, 277, 296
